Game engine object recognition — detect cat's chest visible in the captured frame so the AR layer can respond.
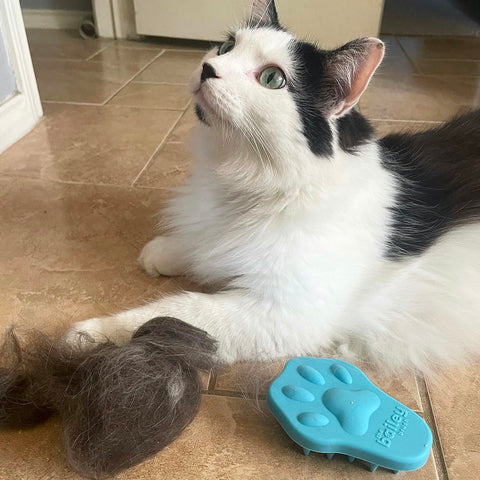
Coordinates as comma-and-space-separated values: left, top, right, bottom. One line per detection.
184, 196, 385, 290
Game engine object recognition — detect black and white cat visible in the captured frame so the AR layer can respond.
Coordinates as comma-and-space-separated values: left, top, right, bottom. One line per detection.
70, 0, 480, 374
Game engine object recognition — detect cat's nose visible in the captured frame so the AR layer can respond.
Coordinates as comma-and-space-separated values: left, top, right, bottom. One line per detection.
201, 63, 218, 83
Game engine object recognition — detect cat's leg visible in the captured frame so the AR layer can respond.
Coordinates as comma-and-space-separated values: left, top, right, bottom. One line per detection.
137, 236, 187, 277
68, 290, 318, 364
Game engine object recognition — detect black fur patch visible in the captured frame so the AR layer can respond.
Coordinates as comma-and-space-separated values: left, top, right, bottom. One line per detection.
194, 103, 209, 125
337, 109, 375, 154
380, 110, 480, 257
289, 42, 376, 157
289, 41, 333, 156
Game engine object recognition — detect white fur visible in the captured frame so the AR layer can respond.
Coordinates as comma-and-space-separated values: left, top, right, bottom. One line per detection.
71, 27, 480, 374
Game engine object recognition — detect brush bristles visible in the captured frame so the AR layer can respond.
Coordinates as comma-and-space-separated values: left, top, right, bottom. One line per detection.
0, 317, 218, 479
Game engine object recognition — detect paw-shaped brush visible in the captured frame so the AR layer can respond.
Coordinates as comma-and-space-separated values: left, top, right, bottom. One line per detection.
267, 358, 432, 473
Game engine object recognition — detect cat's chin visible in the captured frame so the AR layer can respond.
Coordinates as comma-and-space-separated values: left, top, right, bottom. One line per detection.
194, 88, 216, 116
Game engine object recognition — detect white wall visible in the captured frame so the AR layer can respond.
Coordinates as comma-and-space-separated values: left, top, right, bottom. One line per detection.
0, 13, 16, 103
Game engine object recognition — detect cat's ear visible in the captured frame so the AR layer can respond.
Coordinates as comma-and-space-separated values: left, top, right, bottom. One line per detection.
249, 0, 279, 27
324, 37, 384, 117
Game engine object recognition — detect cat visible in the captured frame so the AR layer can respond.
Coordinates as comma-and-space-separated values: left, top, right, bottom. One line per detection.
70, 0, 480, 375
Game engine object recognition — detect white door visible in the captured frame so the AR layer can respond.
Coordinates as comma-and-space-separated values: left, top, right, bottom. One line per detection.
133, 0, 385, 49
0, 0, 42, 154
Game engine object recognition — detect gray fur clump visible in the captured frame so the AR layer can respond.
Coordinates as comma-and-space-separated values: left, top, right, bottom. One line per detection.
0, 317, 217, 479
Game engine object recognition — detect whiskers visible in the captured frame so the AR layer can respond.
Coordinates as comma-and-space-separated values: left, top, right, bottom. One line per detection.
207, 88, 278, 173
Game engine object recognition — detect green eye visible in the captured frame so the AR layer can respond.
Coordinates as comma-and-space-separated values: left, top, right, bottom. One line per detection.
218, 40, 235, 55
258, 66, 286, 89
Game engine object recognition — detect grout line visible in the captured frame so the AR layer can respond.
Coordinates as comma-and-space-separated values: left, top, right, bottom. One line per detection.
110, 46, 206, 54
85, 45, 109, 61
415, 373, 450, 480
101, 49, 167, 106
131, 109, 187, 187
162, 48, 208, 54
424, 378, 451, 480
31, 57, 85, 63
42, 100, 104, 107
369, 118, 443, 123
108, 45, 166, 52
207, 371, 217, 393
0, 172, 166, 191
204, 389, 267, 400
411, 58, 480, 63
42, 100, 187, 112
131, 80, 189, 86
375, 72, 480, 78
101, 102, 190, 111
131, 184, 179, 191
394, 36, 422, 74
103, 104, 188, 111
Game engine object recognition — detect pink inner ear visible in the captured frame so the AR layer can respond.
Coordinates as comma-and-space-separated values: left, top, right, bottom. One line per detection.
334, 39, 384, 117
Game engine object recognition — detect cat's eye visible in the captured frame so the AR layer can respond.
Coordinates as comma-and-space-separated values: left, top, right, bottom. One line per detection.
258, 66, 286, 89
218, 40, 235, 55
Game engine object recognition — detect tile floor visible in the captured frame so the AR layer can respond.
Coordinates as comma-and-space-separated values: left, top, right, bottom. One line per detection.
0, 29, 479, 480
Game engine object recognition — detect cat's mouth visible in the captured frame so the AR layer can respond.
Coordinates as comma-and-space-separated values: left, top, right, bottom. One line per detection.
191, 82, 222, 116
193, 86, 217, 116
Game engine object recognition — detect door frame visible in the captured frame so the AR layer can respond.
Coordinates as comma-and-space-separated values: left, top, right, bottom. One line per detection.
92, 0, 136, 39
0, 0, 42, 154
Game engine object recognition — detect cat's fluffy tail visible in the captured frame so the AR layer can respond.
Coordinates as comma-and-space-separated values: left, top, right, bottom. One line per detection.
0, 317, 217, 479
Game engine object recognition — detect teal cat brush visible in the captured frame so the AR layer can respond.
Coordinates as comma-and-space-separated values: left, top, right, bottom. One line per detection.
268, 358, 432, 473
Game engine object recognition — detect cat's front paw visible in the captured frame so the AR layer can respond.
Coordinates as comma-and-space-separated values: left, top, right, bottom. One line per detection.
66, 318, 109, 346
138, 236, 184, 277
66, 317, 132, 347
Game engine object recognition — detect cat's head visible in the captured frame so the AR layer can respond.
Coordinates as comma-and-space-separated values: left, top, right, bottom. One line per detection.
190, 0, 384, 158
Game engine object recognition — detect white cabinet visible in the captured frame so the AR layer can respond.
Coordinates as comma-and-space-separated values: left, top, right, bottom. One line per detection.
133, 0, 385, 49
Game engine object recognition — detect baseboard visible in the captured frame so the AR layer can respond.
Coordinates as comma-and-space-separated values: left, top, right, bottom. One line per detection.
22, 8, 91, 30
0, 94, 40, 154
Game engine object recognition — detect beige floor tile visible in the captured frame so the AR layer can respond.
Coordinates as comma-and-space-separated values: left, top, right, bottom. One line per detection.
32, 58, 141, 104
215, 359, 422, 412
378, 53, 418, 74
0, 419, 79, 480
143, 395, 437, 480
0, 103, 182, 186
0, 395, 438, 480
26, 28, 109, 60
135, 142, 193, 189
414, 58, 480, 76
200, 372, 211, 391
370, 119, 442, 138
375, 36, 418, 74
379, 35, 405, 57
0, 177, 169, 334
135, 50, 205, 84
167, 107, 197, 142
214, 360, 286, 397
360, 74, 480, 121
108, 82, 191, 109
426, 363, 480, 480
88, 45, 162, 67
398, 36, 480, 60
